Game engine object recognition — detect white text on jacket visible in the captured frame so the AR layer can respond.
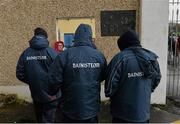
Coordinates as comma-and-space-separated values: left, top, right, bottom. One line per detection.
73, 63, 100, 68
26, 56, 47, 60
128, 72, 144, 78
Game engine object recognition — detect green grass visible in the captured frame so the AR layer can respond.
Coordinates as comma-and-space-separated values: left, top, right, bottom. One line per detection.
0, 94, 112, 123
0, 94, 179, 123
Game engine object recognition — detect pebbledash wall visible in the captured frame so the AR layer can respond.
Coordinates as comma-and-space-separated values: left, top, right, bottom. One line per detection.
0, 0, 169, 104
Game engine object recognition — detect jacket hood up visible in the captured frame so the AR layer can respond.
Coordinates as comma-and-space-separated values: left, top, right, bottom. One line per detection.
117, 30, 141, 51
73, 24, 96, 48
29, 35, 49, 49
129, 47, 159, 78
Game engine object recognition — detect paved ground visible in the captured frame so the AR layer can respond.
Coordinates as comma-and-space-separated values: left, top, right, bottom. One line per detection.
151, 107, 180, 123
101, 84, 180, 123
0, 94, 180, 123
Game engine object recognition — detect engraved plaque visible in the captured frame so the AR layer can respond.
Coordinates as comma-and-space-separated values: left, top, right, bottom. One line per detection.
101, 10, 136, 36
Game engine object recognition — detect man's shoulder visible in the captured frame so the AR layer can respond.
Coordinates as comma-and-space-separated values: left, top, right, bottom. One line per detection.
116, 50, 134, 59
110, 52, 125, 63
64, 46, 104, 55
46, 47, 56, 51
45, 47, 58, 54
93, 48, 105, 57
141, 48, 158, 60
21, 47, 31, 55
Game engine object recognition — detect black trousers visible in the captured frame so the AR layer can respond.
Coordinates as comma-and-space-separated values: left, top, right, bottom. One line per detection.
112, 117, 149, 123
62, 113, 98, 123
33, 100, 58, 123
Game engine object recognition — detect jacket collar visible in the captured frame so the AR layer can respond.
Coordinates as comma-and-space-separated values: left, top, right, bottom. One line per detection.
73, 41, 94, 48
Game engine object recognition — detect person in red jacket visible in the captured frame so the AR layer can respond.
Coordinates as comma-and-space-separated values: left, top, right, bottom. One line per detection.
54, 41, 64, 53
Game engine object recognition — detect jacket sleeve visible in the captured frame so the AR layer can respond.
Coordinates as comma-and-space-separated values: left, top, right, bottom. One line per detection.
47, 53, 65, 95
16, 52, 28, 84
105, 58, 123, 97
151, 59, 161, 92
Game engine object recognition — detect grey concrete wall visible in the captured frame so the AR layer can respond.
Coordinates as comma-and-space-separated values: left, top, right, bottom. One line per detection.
140, 0, 169, 104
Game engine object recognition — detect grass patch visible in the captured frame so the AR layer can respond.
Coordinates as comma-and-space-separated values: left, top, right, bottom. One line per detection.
0, 94, 29, 107
152, 97, 180, 116
0, 94, 112, 123
1, 94, 179, 123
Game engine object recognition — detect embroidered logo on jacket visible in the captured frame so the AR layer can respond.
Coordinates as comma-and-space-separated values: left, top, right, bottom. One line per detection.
26, 56, 47, 60
128, 72, 144, 78
73, 63, 100, 68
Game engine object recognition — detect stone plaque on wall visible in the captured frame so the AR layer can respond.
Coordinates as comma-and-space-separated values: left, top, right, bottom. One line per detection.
101, 10, 136, 36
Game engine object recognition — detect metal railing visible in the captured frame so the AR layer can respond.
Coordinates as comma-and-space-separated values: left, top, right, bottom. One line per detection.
167, 0, 180, 98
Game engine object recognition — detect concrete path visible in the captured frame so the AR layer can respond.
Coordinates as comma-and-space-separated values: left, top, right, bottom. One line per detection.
151, 107, 180, 123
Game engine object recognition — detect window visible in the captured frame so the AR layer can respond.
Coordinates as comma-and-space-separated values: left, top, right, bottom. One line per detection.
56, 17, 95, 48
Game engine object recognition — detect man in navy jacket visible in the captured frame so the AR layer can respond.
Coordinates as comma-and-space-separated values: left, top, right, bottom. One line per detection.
16, 27, 59, 123
105, 30, 161, 123
48, 24, 107, 123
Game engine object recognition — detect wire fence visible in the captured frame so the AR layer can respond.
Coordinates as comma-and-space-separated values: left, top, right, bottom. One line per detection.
167, 0, 180, 98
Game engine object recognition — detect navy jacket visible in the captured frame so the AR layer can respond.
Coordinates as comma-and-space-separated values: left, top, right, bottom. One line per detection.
105, 47, 161, 122
48, 24, 107, 120
16, 35, 58, 103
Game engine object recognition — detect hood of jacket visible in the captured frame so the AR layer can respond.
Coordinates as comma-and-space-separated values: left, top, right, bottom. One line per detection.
29, 35, 49, 49
73, 24, 95, 48
128, 47, 158, 78
118, 30, 141, 51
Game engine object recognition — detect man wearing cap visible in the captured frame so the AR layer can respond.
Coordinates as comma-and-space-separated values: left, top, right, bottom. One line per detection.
48, 24, 107, 123
105, 30, 161, 123
16, 27, 59, 123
